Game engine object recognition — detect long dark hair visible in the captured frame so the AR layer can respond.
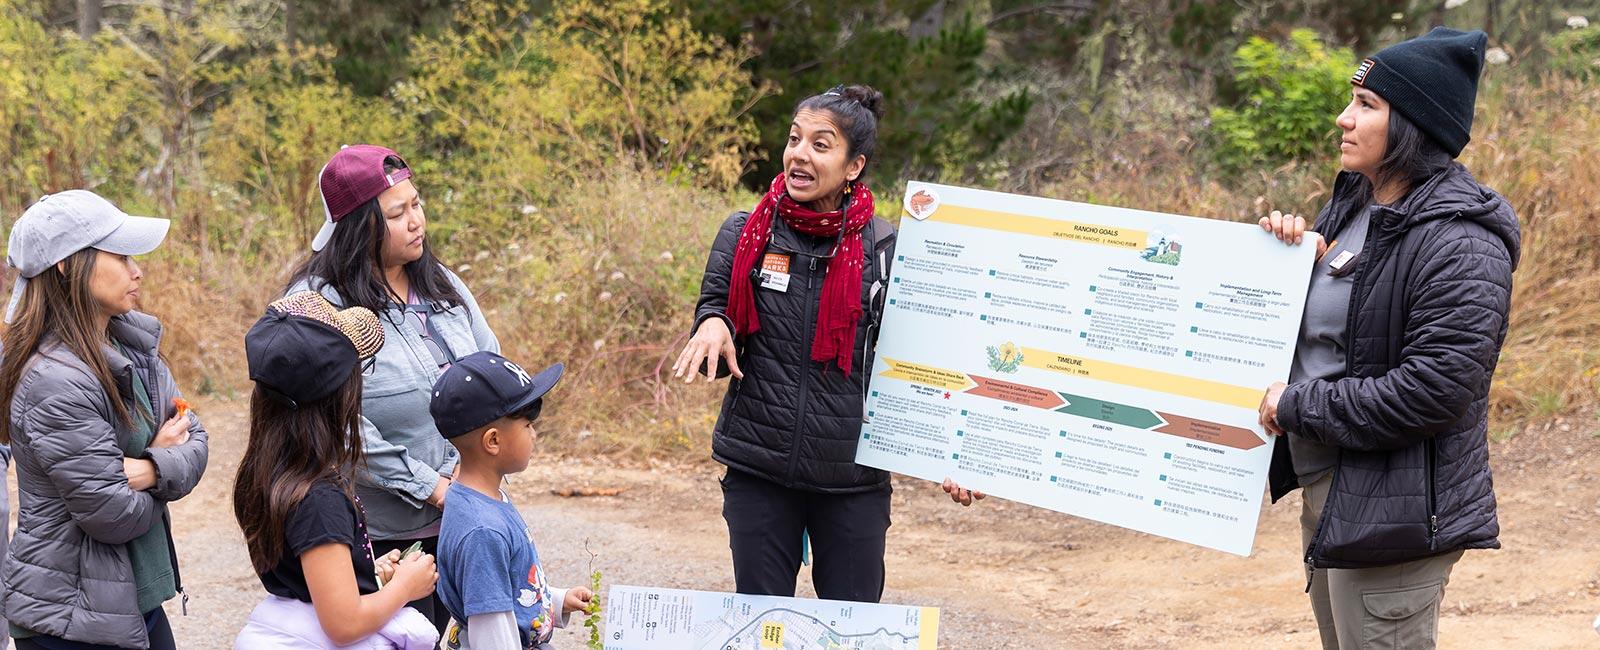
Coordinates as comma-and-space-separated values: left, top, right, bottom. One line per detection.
233, 369, 365, 573
0, 248, 132, 443
795, 84, 886, 177
286, 158, 464, 317
1349, 108, 1455, 209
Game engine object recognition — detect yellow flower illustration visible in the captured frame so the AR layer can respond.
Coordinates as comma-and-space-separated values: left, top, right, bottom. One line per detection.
986, 341, 1024, 373
999, 342, 1018, 364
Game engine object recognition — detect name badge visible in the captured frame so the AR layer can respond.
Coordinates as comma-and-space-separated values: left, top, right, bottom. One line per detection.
760, 253, 791, 292
1328, 250, 1356, 270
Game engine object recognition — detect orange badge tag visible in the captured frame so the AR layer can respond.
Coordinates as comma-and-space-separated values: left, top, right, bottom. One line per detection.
759, 253, 792, 292
762, 253, 790, 274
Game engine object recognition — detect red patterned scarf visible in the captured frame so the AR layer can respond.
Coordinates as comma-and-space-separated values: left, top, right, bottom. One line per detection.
726, 173, 876, 375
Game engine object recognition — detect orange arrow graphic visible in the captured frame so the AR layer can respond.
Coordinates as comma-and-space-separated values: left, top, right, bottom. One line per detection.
967, 375, 1067, 410
1153, 413, 1265, 450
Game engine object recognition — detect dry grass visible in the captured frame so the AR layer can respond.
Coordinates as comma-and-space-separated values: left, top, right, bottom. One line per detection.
140, 167, 748, 456
127, 75, 1600, 456
1027, 74, 1600, 429
1471, 76, 1600, 424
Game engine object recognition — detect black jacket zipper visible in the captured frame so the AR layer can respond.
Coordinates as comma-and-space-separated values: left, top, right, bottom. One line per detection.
1306, 204, 1394, 584
784, 255, 820, 485
1426, 437, 1439, 542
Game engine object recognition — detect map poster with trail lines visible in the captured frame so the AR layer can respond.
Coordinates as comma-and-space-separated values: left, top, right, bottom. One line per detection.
603, 585, 938, 649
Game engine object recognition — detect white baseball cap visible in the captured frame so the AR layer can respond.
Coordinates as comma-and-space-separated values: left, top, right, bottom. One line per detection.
5, 190, 170, 322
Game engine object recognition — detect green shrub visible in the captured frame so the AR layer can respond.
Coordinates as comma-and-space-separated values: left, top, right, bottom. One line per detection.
0, 0, 151, 215
1547, 26, 1600, 81
1209, 29, 1354, 173
400, 0, 767, 248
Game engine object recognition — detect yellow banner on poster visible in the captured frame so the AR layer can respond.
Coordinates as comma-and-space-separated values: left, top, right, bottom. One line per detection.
923, 204, 1148, 250
877, 358, 976, 392
1020, 347, 1262, 409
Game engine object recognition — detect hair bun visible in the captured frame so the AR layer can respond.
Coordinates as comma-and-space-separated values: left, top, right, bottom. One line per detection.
841, 84, 885, 121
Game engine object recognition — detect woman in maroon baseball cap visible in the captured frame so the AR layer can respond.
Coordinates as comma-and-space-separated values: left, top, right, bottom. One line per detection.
284, 144, 502, 634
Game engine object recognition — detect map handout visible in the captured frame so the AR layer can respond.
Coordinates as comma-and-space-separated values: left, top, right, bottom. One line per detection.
604, 585, 938, 650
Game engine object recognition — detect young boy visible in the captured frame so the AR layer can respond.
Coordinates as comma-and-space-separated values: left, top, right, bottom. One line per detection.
430, 351, 592, 649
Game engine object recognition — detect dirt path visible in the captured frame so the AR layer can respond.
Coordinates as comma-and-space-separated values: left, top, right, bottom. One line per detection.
12, 396, 1594, 648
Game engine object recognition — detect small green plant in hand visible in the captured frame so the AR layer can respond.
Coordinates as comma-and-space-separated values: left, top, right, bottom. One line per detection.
583, 538, 603, 650
582, 569, 603, 649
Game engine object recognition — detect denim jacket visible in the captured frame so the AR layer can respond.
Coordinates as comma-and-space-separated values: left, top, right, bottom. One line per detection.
288, 268, 499, 539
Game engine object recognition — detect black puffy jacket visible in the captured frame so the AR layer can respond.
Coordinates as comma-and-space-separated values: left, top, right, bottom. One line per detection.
694, 209, 897, 493
1271, 163, 1519, 569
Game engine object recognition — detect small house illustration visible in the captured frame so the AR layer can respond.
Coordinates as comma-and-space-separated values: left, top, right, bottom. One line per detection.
1141, 231, 1182, 266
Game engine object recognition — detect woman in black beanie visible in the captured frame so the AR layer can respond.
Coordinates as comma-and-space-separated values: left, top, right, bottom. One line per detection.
1256, 28, 1519, 649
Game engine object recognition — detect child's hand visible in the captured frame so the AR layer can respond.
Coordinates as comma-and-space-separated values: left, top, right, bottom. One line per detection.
387, 552, 438, 601
374, 549, 402, 585
564, 587, 594, 613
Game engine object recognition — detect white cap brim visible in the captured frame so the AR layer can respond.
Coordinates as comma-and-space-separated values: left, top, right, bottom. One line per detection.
93, 214, 169, 256
311, 218, 336, 252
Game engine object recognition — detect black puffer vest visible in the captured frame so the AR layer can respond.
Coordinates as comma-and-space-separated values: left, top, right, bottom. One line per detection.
693, 209, 897, 493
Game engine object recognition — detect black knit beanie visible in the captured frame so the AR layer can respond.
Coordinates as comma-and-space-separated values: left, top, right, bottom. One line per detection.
1350, 27, 1488, 158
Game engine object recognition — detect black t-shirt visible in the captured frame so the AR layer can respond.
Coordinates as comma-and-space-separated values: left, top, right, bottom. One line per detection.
259, 480, 380, 602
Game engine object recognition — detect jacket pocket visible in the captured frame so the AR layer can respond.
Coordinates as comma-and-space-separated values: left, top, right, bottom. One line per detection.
362, 356, 418, 399
1424, 438, 1438, 545
1360, 581, 1443, 649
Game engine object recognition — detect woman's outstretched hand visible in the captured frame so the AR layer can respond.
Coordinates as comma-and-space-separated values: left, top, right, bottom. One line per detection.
673, 317, 743, 383
1259, 210, 1328, 259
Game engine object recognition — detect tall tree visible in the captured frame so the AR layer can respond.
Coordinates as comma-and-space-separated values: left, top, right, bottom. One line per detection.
288, 0, 455, 96
682, 0, 1032, 192
77, 0, 99, 38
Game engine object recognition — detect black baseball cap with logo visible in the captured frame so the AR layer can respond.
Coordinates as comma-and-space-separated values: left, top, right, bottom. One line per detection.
430, 351, 563, 439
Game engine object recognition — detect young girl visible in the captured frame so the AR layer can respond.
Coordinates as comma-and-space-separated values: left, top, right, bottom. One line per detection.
233, 292, 439, 649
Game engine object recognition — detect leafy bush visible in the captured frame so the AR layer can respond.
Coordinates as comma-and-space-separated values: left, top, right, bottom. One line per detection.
0, 0, 150, 213
1209, 29, 1354, 173
1547, 26, 1600, 81
203, 45, 417, 263
400, 0, 767, 242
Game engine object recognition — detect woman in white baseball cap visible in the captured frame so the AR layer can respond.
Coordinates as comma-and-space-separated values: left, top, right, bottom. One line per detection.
0, 190, 210, 650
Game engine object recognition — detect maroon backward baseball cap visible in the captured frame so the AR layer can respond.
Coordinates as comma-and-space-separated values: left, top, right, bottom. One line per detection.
312, 144, 414, 252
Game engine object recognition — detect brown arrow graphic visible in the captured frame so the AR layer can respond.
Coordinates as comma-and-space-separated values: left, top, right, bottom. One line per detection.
967, 375, 1067, 410
1153, 413, 1265, 450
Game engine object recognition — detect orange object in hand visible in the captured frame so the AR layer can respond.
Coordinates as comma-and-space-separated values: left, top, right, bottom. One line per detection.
172, 397, 192, 419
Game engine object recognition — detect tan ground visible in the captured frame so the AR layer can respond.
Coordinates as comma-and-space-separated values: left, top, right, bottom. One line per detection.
8, 396, 1598, 648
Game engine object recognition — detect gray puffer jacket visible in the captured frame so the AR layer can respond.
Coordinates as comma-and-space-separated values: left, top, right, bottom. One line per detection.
1, 312, 209, 648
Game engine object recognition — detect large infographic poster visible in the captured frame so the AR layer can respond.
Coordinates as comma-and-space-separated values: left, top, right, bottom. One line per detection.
855, 182, 1315, 555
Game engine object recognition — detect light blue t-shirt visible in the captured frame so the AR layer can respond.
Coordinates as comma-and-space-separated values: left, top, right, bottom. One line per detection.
437, 484, 555, 649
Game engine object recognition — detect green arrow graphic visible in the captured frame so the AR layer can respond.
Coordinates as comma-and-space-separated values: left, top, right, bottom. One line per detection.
1055, 393, 1166, 429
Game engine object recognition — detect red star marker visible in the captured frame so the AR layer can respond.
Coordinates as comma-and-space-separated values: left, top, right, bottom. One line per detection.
943, 392, 951, 399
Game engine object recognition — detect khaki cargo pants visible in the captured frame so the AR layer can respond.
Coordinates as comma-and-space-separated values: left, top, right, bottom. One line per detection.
1301, 474, 1463, 650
